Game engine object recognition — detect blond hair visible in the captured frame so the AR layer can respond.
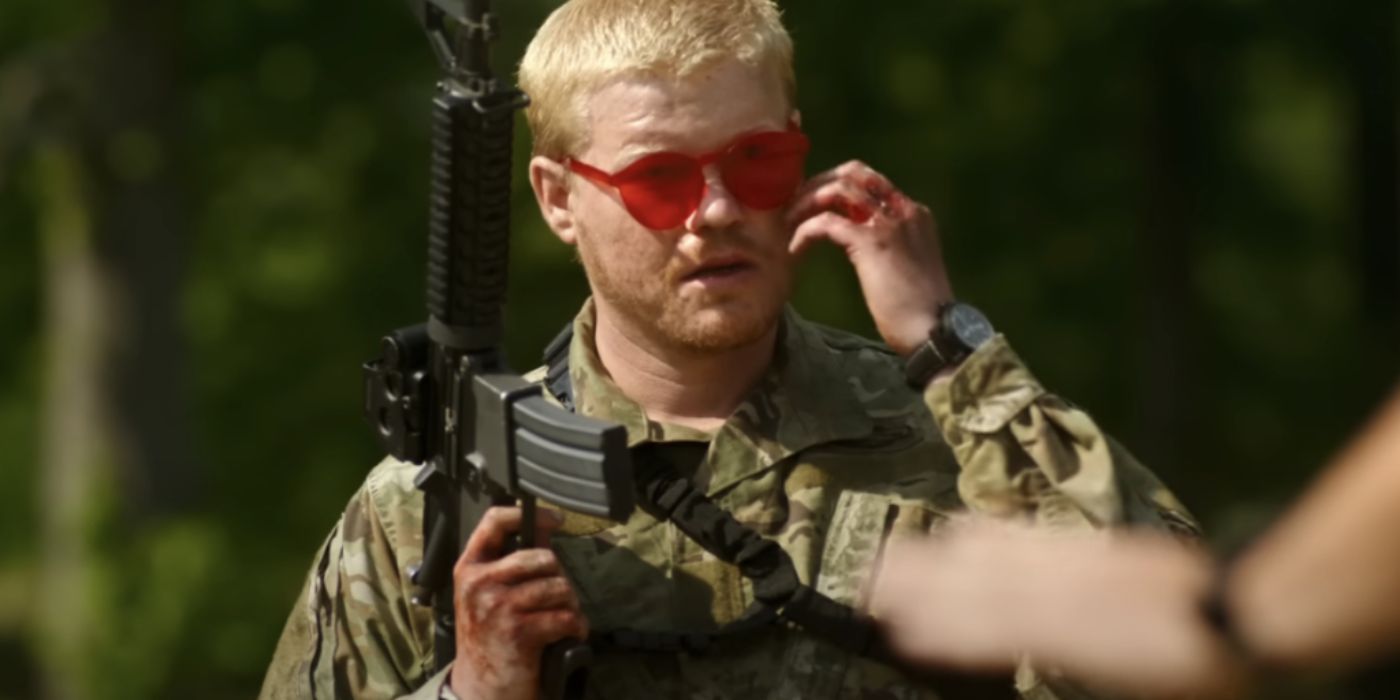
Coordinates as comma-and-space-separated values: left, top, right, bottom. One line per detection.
518, 0, 796, 159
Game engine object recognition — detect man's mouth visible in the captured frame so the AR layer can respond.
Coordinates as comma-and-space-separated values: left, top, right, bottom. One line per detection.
681, 256, 757, 282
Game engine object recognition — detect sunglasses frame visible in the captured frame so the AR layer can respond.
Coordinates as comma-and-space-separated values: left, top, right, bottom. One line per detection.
566, 125, 810, 230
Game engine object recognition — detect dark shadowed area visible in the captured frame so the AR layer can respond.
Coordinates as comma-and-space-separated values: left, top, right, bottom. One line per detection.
0, 0, 1395, 697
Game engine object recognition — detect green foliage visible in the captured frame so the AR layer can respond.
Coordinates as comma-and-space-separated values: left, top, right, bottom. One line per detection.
0, 171, 40, 565
84, 520, 220, 699
0, 0, 1395, 697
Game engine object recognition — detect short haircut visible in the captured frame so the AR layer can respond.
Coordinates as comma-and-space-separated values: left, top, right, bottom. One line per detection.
518, 0, 796, 159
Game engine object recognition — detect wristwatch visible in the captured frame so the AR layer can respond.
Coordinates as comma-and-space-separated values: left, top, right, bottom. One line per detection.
903, 301, 996, 389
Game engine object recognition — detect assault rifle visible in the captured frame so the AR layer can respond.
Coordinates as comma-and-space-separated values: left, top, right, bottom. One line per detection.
361, 1, 635, 697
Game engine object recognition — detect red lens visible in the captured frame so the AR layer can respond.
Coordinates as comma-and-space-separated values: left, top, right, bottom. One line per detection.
612, 152, 705, 230
720, 131, 810, 211
568, 128, 809, 231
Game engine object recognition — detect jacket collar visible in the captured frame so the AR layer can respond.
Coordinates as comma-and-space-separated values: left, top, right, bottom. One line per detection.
567, 299, 876, 494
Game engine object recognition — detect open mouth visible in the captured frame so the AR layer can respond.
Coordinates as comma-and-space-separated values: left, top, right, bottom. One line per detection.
683, 263, 750, 278
682, 257, 757, 283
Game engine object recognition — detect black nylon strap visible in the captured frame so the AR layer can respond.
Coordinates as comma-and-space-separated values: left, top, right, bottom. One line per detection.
630, 458, 1020, 700
782, 585, 878, 656
634, 455, 796, 594
542, 323, 574, 411
542, 326, 1017, 699
633, 455, 869, 649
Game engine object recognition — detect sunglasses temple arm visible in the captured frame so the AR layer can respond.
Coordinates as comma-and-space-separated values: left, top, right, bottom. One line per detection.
567, 159, 616, 187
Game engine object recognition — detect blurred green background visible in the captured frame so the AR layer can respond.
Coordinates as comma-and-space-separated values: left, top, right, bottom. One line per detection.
1, 0, 1396, 697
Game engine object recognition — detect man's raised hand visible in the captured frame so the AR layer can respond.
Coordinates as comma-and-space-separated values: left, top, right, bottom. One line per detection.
786, 160, 953, 357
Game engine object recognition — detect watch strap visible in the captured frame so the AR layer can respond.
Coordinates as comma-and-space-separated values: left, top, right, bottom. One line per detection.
904, 306, 971, 389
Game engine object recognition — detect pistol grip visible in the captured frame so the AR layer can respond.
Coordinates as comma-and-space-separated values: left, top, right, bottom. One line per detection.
538, 639, 592, 700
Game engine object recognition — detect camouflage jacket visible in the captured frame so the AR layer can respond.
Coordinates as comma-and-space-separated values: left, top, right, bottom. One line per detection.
260, 301, 1197, 700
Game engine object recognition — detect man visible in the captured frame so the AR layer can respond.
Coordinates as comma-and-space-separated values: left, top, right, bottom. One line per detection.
260, 0, 1196, 698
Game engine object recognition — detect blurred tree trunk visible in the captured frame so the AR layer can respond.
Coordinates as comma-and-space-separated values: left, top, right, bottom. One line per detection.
1135, 2, 1204, 469
36, 142, 106, 700
1344, 2, 1399, 349
35, 0, 193, 697
81, 0, 197, 515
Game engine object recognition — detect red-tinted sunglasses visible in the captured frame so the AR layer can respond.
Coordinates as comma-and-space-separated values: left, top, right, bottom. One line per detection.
567, 127, 811, 231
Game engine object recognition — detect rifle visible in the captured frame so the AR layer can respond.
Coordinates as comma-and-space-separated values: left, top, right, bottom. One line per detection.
361, 1, 635, 697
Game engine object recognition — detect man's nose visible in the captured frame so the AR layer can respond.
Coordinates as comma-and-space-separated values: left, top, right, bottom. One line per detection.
684, 165, 742, 234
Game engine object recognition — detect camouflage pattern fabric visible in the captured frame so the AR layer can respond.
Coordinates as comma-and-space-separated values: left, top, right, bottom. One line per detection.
259, 300, 1198, 699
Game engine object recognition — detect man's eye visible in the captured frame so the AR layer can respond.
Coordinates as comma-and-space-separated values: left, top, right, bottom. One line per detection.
740, 144, 769, 160
642, 162, 691, 181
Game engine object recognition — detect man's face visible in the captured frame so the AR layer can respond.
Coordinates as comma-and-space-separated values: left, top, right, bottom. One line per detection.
565, 60, 797, 352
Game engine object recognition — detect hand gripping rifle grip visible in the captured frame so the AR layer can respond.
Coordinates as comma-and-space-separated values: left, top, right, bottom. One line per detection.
425, 81, 527, 352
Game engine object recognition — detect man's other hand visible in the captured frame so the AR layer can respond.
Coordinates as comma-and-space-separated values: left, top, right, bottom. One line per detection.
449, 507, 587, 700
786, 160, 953, 356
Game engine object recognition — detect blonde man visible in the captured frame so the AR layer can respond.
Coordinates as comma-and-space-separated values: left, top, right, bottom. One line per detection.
261, 1, 1195, 698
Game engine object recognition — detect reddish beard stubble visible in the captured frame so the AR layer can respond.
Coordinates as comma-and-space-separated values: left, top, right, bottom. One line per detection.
577, 223, 794, 353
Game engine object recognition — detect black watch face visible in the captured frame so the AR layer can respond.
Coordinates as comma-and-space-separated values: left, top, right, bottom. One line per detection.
947, 303, 995, 350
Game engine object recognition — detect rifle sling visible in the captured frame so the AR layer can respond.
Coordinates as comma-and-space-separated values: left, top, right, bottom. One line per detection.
545, 326, 874, 646
542, 324, 575, 412
541, 324, 1019, 700
629, 442, 885, 657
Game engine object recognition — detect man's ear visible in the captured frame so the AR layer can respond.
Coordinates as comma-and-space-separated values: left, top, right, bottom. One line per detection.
790, 109, 802, 129
529, 155, 578, 245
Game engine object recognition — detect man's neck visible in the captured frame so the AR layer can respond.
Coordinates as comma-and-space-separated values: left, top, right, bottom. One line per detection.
592, 304, 778, 434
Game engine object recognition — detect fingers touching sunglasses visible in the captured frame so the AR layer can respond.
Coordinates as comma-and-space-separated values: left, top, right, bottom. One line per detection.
785, 162, 899, 227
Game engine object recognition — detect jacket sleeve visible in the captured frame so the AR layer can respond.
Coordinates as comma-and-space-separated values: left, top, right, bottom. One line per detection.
925, 335, 1198, 534
259, 460, 445, 700
923, 336, 1200, 700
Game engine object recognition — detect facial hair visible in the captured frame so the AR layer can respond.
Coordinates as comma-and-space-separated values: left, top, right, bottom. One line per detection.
577, 224, 792, 353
